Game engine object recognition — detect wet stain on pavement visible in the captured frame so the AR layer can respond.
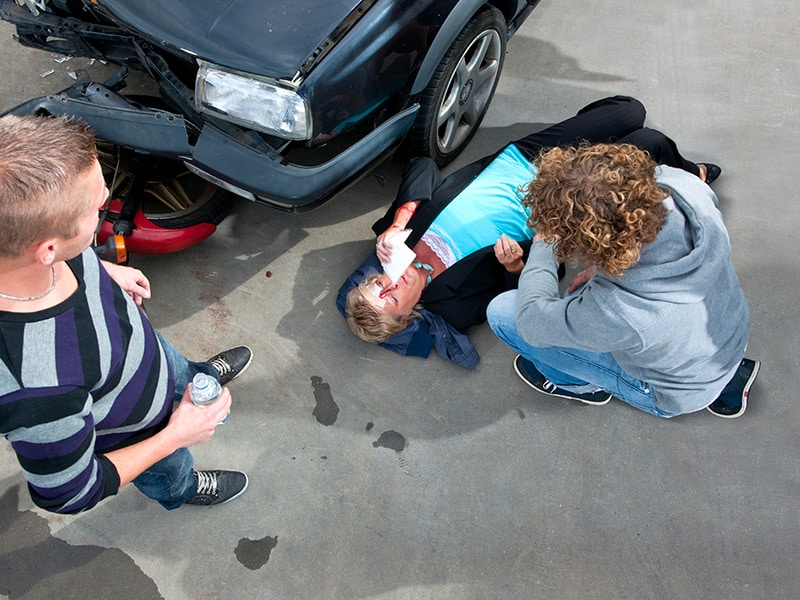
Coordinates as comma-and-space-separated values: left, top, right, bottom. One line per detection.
365, 421, 374, 432
372, 430, 410, 472
372, 430, 406, 452
517, 408, 526, 419
235, 535, 278, 570
311, 376, 339, 426
0, 486, 163, 599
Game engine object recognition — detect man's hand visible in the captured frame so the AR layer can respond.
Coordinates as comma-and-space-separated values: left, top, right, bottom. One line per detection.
494, 234, 525, 273
103, 384, 232, 488
101, 261, 151, 306
166, 384, 232, 447
568, 267, 595, 294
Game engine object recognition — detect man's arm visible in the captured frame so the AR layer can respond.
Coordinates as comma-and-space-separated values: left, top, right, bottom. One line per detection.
103, 385, 231, 487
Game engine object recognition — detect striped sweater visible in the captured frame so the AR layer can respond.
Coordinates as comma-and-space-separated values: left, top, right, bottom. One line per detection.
0, 249, 173, 513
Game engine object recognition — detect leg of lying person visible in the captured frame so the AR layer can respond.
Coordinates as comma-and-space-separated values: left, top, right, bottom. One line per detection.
486, 290, 674, 418
619, 127, 702, 176
513, 95, 647, 160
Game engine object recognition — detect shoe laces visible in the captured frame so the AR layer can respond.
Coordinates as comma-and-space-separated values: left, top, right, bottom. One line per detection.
542, 379, 558, 393
195, 471, 220, 497
208, 356, 234, 378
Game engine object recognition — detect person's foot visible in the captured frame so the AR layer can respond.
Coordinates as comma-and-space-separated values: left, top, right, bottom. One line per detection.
706, 358, 760, 418
698, 163, 722, 185
185, 470, 249, 506
513, 354, 612, 406
206, 346, 252, 385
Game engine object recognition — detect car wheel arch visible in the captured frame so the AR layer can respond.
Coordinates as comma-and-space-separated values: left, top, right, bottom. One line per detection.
409, 1, 513, 96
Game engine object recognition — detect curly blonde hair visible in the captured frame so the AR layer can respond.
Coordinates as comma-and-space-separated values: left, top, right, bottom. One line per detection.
345, 273, 422, 344
523, 143, 669, 276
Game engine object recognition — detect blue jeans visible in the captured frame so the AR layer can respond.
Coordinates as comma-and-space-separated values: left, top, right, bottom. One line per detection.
487, 291, 674, 418
131, 334, 219, 509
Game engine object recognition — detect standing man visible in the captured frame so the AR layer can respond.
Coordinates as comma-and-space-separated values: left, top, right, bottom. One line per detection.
0, 115, 252, 513
488, 142, 759, 418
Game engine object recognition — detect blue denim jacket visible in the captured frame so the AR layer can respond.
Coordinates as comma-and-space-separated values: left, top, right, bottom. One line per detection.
336, 254, 480, 369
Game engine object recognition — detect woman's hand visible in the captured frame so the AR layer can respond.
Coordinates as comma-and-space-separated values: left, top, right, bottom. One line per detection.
494, 234, 525, 274
568, 266, 595, 294
376, 226, 406, 264
376, 201, 420, 263
101, 261, 151, 305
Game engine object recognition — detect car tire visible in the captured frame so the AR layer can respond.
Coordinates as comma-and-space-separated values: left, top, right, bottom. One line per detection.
408, 6, 507, 165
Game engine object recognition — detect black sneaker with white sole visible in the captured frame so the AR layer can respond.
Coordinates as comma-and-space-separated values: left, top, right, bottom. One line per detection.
513, 354, 612, 406
185, 470, 249, 506
206, 346, 252, 385
706, 358, 760, 419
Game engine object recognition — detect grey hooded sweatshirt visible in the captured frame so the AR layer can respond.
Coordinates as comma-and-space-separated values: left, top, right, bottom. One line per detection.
516, 165, 749, 415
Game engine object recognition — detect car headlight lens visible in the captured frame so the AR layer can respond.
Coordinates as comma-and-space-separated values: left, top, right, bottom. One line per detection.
195, 60, 311, 140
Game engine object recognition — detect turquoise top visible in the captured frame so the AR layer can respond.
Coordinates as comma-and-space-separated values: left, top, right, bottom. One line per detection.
425, 144, 535, 265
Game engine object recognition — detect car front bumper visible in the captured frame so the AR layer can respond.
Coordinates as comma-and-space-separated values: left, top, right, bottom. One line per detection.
3, 80, 418, 211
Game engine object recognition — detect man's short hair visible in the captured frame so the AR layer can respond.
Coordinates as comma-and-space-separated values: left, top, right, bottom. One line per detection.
524, 142, 669, 276
0, 115, 98, 258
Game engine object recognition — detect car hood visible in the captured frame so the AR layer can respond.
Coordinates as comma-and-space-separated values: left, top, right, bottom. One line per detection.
99, 0, 366, 79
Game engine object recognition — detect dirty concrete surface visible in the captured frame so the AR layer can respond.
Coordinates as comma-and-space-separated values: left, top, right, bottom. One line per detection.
1, 2, 798, 599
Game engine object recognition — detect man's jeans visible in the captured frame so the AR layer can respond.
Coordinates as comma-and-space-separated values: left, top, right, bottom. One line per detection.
487, 290, 674, 418
131, 333, 219, 509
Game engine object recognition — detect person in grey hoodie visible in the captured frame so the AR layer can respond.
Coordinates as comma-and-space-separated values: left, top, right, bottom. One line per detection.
487, 142, 759, 418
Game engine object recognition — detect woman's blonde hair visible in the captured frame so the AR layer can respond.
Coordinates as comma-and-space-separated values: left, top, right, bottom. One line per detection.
345, 273, 422, 343
523, 143, 668, 276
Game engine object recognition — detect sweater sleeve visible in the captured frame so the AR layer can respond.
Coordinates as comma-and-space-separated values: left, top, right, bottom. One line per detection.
7, 393, 122, 514
372, 157, 442, 236
515, 240, 639, 352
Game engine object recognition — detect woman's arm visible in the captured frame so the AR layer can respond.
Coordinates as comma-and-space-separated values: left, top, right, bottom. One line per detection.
493, 234, 525, 274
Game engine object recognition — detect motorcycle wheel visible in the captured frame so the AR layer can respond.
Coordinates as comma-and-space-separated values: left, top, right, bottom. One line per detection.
97, 142, 232, 229
407, 6, 507, 166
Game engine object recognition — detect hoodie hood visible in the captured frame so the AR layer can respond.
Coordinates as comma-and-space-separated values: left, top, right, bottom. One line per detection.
611, 165, 730, 303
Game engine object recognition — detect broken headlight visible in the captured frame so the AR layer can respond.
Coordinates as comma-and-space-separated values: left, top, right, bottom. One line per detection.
195, 60, 311, 140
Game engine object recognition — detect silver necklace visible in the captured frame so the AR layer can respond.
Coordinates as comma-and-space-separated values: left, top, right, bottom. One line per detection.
0, 266, 57, 301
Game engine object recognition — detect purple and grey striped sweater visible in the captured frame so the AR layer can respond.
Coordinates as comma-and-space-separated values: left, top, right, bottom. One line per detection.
0, 249, 173, 513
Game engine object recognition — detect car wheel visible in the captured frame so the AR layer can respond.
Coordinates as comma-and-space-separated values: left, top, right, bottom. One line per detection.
408, 6, 507, 165
97, 142, 232, 230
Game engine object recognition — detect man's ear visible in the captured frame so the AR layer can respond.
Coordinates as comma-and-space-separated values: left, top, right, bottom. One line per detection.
32, 238, 59, 266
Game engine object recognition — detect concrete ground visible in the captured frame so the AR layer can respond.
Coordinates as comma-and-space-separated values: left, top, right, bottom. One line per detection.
1, 2, 798, 599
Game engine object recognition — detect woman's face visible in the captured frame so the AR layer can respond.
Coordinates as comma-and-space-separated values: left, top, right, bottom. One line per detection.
363, 264, 428, 318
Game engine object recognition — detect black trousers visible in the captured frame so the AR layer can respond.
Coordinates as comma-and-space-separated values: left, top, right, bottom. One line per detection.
384, 95, 701, 238
513, 95, 701, 176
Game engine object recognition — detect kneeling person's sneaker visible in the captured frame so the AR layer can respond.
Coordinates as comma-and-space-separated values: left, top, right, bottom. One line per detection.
185, 470, 248, 506
513, 355, 612, 406
707, 358, 760, 419
207, 346, 252, 385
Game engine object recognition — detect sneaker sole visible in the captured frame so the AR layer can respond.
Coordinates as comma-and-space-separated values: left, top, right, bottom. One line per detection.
513, 355, 612, 406
707, 359, 760, 419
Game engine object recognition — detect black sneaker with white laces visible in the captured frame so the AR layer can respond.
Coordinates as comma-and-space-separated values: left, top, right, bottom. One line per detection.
185, 470, 249, 506
206, 346, 252, 385
706, 358, 760, 419
513, 354, 612, 406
